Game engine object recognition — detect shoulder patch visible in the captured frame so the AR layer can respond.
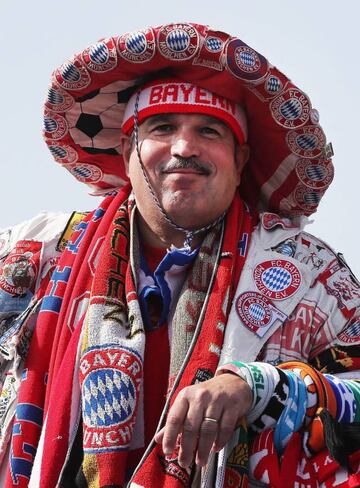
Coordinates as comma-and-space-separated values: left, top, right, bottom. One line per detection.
56, 211, 89, 252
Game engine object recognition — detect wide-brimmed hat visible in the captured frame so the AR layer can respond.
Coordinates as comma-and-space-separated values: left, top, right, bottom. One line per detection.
43, 22, 334, 216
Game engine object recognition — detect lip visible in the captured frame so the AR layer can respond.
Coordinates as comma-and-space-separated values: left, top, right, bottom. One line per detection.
162, 169, 207, 175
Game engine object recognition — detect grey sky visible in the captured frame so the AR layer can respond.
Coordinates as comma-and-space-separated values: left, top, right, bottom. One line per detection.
1, 0, 359, 276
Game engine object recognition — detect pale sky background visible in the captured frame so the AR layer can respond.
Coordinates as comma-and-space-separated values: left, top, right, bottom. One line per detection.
1, 0, 359, 276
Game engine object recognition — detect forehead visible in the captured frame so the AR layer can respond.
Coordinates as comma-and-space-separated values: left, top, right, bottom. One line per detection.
141, 112, 230, 128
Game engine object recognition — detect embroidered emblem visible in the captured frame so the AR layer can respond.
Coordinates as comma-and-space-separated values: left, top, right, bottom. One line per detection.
118, 28, 155, 63
294, 185, 323, 212
45, 84, 74, 112
67, 163, 103, 183
272, 239, 297, 257
43, 112, 68, 141
338, 317, 360, 344
192, 30, 229, 71
47, 142, 79, 164
205, 36, 223, 53
82, 38, 117, 72
295, 158, 334, 190
236, 291, 286, 337
261, 213, 296, 230
55, 57, 91, 91
158, 454, 190, 486
226, 39, 268, 81
158, 23, 199, 61
80, 346, 142, 453
191, 368, 213, 384
253, 259, 302, 300
286, 126, 326, 158
265, 74, 283, 94
310, 108, 320, 124
270, 88, 310, 128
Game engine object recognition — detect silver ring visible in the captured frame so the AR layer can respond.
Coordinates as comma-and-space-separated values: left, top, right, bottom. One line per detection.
203, 416, 219, 424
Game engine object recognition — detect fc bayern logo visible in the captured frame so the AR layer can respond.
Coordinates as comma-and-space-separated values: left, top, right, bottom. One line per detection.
294, 185, 323, 212
205, 36, 224, 53
270, 88, 310, 129
338, 317, 360, 344
118, 28, 155, 63
80, 346, 142, 452
253, 259, 302, 300
82, 38, 117, 72
55, 57, 91, 91
47, 142, 79, 164
286, 125, 326, 158
45, 83, 75, 113
236, 291, 273, 332
265, 74, 283, 95
226, 39, 268, 81
158, 23, 199, 61
68, 163, 103, 183
295, 158, 334, 190
43, 112, 68, 141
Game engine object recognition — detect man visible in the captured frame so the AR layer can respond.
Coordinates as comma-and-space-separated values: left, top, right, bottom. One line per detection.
0, 22, 359, 488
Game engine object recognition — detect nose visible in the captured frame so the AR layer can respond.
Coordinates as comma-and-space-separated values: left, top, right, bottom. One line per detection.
170, 131, 200, 159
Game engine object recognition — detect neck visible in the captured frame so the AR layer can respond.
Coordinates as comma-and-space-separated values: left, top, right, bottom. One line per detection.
135, 209, 205, 249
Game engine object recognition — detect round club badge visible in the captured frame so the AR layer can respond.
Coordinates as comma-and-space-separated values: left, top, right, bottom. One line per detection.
286, 125, 326, 158
45, 83, 75, 113
158, 23, 199, 61
67, 163, 103, 183
82, 38, 117, 72
47, 142, 79, 164
338, 317, 360, 344
43, 112, 68, 141
55, 56, 91, 91
270, 88, 311, 129
236, 291, 273, 332
294, 184, 323, 212
265, 74, 283, 95
118, 28, 155, 63
205, 36, 224, 53
253, 259, 302, 300
80, 346, 142, 452
295, 158, 334, 190
226, 39, 268, 81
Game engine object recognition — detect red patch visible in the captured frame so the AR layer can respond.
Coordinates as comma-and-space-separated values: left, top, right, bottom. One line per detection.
158, 23, 199, 61
253, 259, 302, 300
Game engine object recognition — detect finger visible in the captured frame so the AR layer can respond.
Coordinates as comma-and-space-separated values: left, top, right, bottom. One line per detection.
162, 394, 189, 456
154, 427, 165, 444
212, 407, 239, 452
195, 411, 221, 467
177, 402, 204, 468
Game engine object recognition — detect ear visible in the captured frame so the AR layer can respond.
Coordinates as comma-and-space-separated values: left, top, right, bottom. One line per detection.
120, 133, 132, 176
235, 143, 250, 184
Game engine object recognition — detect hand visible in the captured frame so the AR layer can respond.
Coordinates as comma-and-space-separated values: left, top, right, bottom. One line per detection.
154, 373, 252, 469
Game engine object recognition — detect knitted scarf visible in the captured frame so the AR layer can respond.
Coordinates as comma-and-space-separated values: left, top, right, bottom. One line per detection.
6, 186, 254, 488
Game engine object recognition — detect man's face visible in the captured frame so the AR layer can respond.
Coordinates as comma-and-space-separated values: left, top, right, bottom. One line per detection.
121, 113, 249, 231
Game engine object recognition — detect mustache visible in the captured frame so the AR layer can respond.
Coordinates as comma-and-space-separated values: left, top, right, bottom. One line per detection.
161, 157, 212, 175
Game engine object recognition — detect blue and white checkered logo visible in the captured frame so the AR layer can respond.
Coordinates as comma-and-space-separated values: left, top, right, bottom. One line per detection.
44, 117, 58, 133
280, 98, 302, 120
261, 266, 292, 292
166, 29, 190, 52
89, 42, 109, 65
47, 88, 64, 106
305, 165, 326, 181
296, 133, 318, 150
266, 76, 282, 93
304, 192, 321, 204
49, 145, 67, 159
61, 62, 81, 82
126, 32, 147, 54
73, 166, 91, 179
239, 51, 256, 67
205, 37, 223, 52
83, 368, 136, 427
248, 303, 266, 321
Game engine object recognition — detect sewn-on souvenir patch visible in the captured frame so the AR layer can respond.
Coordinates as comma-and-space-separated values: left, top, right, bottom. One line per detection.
295, 158, 334, 190
338, 317, 360, 344
286, 126, 326, 158
253, 259, 302, 300
270, 88, 310, 128
43, 112, 68, 141
45, 84, 75, 113
158, 23, 199, 61
82, 38, 117, 72
118, 28, 156, 63
55, 56, 91, 91
226, 39, 268, 81
261, 213, 297, 230
236, 291, 287, 337
80, 345, 142, 453
48, 142, 79, 165
67, 163, 103, 183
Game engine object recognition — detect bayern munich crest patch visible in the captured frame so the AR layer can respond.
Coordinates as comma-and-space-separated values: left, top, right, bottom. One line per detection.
295, 158, 334, 190
338, 317, 360, 344
118, 28, 156, 63
253, 259, 302, 300
236, 291, 287, 337
82, 38, 117, 72
158, 23, 199, 61
80, 345, 142, 453
270, 88, 310, 129
55, 57, 91, 91
226, 39, 268, 81
286, 126, 326, 158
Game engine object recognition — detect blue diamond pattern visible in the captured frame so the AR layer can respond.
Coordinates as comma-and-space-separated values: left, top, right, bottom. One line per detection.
83, 368, 136, 427
167, 29, 190, 52
206, 37, 222, 51
305, 165, 325, 181
249, 303, 266, 321
44, 117, 58, 132
61, 62, 81, 82
89, 42, 109, 64
49, 146, 67, 159
126, 32, 147, 54
47, 88, 64, 105
296, 134, 317, 150
266, 76, 281, 92
304, 192, 321, 204
239, 51, 256, 67
73, 166, 91, 178
347, 321, 360, 337
262, 266, 291, 292
280, 98, 302, 120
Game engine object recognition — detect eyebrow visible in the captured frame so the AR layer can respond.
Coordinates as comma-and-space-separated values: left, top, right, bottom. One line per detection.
144, 113, 228, 127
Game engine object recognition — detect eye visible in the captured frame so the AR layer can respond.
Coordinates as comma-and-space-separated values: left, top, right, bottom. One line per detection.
200, 126, 221, 136
151, 123, 175, 134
